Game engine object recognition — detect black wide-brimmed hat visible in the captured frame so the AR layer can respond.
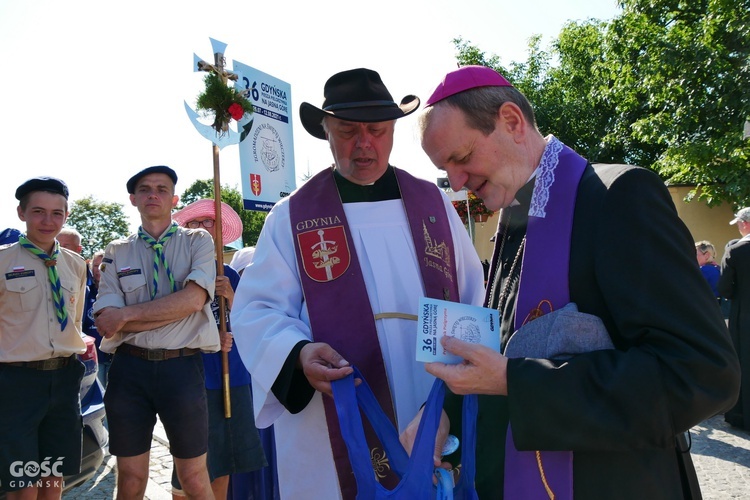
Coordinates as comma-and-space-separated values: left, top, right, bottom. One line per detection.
299, 68, 420, 140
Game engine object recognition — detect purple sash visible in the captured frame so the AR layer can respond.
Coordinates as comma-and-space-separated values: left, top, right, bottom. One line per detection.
289, 166, 459, 498
504, 140, 587, 500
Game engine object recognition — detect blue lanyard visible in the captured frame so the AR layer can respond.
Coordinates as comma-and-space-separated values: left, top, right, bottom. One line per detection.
435, 468, 454, 500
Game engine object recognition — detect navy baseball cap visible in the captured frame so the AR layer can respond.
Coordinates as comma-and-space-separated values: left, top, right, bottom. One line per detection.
127, 166, 178, 194
15, 177, 69, 200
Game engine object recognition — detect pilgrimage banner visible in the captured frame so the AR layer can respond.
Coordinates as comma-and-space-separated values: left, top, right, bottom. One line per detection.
233, 60, 296, 211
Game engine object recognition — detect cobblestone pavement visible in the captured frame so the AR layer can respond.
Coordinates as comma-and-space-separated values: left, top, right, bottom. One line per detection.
690, 415, 750, 498
67, 414, 750, 499
63, 419, 172, 500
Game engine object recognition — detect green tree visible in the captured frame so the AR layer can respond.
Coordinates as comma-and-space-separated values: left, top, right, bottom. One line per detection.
454, 35, 618, 161
178, 179, 267, 247
453, 0, 750, 207
606, 0, 750, 206
67, 196, 130, 258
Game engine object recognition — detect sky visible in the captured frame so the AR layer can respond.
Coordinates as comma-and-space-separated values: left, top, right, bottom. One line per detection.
0, 0, 621, 234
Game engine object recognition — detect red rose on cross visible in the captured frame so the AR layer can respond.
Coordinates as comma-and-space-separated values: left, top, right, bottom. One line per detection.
228, 103, 244, 121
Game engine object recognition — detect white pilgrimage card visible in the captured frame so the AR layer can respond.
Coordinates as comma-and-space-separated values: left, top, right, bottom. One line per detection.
416, 297, 501, 364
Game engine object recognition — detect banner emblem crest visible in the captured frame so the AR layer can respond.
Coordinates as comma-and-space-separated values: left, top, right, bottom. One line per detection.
250, 174, 262, 196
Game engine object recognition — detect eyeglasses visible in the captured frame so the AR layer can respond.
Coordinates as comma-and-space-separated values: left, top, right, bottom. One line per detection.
187, 219, 215, 229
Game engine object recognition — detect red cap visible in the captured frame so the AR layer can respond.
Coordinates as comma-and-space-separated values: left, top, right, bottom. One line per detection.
425, 65, 513, 107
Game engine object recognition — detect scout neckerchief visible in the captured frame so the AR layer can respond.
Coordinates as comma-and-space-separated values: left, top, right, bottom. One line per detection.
290, 166, 459, 498
138, 223, 178, 299
19, 234, 67, 330
504, 136, 587, 500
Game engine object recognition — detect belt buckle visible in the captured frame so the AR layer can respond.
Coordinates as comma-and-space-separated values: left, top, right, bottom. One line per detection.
41, 358, 58, 370
146, 349, 167, 361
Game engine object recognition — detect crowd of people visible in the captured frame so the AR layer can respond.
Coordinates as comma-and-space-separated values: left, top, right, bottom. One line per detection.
0, 64, 745, 500
0, 169, 278, 500
693, 205, 750, 435
718, 208, 750, 432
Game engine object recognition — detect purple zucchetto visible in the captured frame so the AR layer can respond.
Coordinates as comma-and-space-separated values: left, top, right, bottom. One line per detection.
425, 65, 514, 107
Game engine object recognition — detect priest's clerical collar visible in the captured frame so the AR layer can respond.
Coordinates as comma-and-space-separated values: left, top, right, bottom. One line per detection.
333, 165, 401, 203
514, 176, 536, 207
510, 167, 539, 207
510, 135, 555, 206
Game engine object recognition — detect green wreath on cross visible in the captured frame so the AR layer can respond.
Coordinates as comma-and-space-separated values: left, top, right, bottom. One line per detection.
196, 72, 254, 135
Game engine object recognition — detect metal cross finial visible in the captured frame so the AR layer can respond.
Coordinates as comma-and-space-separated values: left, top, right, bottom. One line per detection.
184, 38, 245, 149
194, 38, 240, 84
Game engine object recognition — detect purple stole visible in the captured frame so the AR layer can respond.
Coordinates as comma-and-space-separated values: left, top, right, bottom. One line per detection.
503, 140, 587, 500
289, 166, 459, 498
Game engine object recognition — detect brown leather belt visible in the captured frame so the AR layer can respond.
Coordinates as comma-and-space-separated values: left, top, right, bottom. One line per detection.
2, 355, 75, 370
117, 343, 200, 361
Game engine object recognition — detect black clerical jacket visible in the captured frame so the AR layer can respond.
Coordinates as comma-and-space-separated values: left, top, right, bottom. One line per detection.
446, 163, 740, 499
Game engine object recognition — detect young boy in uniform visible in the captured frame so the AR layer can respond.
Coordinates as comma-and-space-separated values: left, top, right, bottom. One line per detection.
0, 177, 87, 499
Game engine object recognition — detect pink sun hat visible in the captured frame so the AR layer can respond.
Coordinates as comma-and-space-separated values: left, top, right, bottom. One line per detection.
172, 199, 243, 244
425, 65, 514, 107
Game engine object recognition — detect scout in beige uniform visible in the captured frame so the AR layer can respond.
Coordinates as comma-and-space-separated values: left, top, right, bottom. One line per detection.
93, 165, 219, 500
0, 177, 87, 499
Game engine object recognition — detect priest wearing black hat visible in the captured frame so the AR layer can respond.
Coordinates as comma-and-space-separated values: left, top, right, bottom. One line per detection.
0, 176, 88, 498
92, 165, 220, 499
231, 68, 485, 498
